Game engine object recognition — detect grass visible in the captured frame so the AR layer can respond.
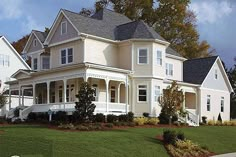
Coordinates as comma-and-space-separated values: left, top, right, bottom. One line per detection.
0, 125, 236, 157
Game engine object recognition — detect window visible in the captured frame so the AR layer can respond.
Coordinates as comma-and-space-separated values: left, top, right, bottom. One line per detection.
61, 48, 73, 64
33, 39, 37, 47
215, 69, 218, 79
138, 85, 147, 102
221, 97, 224, 112
0, 54, 9, 67
157, 51, 162, 65
59, 86, 63, 102
154, 86, 161, 102
92, 84, 98, 101
110, 86, 116, 102
138, 48, 148, 64
207, 95, 211, 111
33, 58, 37, 70
42, 57, 50, 69
166, 63, 173, 76
61, 21, 67, 35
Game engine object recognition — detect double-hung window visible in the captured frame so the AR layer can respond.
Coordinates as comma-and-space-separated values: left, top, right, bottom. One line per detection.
138, 85, 147, 102
138, 48, 148, 64
154, 86, 161, 102
221, 97, 224, 112
0, 54, 9, 67
207, 95, 211, 111
166, 63, 173, 76
156, 51, 162, 65
61, 48, 73, 64
33, 58, 38, 70
42, 57, 50, 69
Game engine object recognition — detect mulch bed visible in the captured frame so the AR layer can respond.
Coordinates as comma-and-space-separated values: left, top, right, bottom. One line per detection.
156, 135, 216, 157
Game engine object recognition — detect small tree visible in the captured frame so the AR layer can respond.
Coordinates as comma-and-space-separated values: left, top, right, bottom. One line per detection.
0, 93, 7, 109
74, 82, 96, 123
158, 81, 184, 125
217, 113, 222, 123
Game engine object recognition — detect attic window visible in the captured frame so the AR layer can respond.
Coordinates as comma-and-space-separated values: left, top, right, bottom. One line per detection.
33, 39, 37, 47
61, 21, 67, 35
214, 69, 218, 79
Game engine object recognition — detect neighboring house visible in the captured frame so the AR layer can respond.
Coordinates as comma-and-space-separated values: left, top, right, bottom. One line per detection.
7, 9, 233, 125
0, 36, 31, 116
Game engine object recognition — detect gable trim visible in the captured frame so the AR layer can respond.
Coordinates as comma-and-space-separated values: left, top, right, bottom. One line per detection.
201, 56, 233, 93
22, 31, 44, 54
44, 9, 80, 45
0, 36, 31, 70
11, 69, 31, 78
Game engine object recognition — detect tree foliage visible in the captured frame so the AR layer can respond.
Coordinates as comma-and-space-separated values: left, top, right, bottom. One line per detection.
158, 81, 184, 124
74, 82, 96, 123
79, 8, 94, 17
93, 0, 213, 59
0, 93, 7, 109
12, 35, 30, 54
227, 63, 236, 119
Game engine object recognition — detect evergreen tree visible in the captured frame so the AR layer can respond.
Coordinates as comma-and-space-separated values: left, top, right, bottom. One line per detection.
0, 92, 7, 109
74, 82, 96, 123
158, 81, 184, 125
227, 63, 236, 119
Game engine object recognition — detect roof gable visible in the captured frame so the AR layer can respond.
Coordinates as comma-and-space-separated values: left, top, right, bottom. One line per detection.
23, 30, 45, 53
183, 56, 218, 84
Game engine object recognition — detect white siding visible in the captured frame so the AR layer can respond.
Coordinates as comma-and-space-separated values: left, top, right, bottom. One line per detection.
165, 57, 183, 81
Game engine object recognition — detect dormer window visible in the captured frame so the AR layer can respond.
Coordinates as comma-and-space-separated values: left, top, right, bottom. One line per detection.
33, 39, 37, 47
61, 21, 67, 35
215, 69, 218, 79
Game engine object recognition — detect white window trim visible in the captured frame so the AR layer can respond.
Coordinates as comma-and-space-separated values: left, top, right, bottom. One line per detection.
166, 63, 173, 76
221, 97, 224, 112
154, 85, 161, 102
33, 39, 37, 47
156, 50, 162, 66
137, 48, 149, 65
207, 95, 211, 111
41, 56, 50, 70
137, 84, 148, 103
214, 68, 218, 80
61, 21, 67, 35
60, 47, 74, 65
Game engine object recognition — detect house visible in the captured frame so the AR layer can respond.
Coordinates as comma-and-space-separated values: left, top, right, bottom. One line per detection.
0, 36, 32, 116
6, 9, 233, 125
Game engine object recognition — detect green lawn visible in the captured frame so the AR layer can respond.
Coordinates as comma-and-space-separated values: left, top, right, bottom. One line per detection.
0, 125, 236, 157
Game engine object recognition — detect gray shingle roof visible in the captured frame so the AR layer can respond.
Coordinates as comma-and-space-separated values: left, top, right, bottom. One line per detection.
183, 56, 218, 84
33, 30, 47, 43
166, 47, 182, 57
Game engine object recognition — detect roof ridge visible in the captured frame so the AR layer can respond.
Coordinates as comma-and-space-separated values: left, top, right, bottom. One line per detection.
185, 56, 218, 61
116, 20, 139, 27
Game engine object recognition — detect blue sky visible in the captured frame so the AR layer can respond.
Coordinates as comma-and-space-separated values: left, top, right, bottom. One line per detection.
0, 0, 235, 68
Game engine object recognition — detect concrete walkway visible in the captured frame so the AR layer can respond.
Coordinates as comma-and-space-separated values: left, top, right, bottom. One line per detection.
211, 153, 236, 157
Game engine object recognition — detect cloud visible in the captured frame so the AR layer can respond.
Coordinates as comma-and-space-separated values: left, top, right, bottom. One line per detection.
21, 16, 45, 34
190, 0, 233, 24
0, 0, 23, 20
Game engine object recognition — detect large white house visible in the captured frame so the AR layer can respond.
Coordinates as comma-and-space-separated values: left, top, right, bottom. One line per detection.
0, 36, 31, 116
6, 9, 233, 125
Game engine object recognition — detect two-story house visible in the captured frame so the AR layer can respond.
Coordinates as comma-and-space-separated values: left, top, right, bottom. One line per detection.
0, 36, 31, 116
7, 9, 233, 125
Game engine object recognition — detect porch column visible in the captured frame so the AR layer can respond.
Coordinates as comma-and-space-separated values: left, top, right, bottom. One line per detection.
22, 88, 24, 106
18, 86, 21, 106
117, 83, 122, 103
125, 76, 129, 113
32, 83, 36, 105
63, 79, 67, 110
9, 89, 11, 109
105, 79, 109, 112
47, 81, 50, 104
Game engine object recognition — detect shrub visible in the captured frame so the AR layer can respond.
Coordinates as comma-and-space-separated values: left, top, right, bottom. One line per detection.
207, 120, 215, 126
107, 114, 117, 123
147, 118, 159, 125
76, 125, 89, 131
94, 113, 105, 123
215, 120, 222, 126
113, 121, 121, 126
0, 117, 6, 124
143, 112, 150, 117
104, 123, 113, 128
231, 120, 236, 126
177, 132, 185, 141
128, 122, 136, 127
118, 114, 128, 122
53, 111, 67, 123
58, 123, 75, 129
202, 116, 207, 124
127, 112, 134, 122
223, 120, 231, 126
27, 112, 37, 121
14, 108, 20, 117
158, 110, 178, 124
163, 130, 177, 145
133, 117, 148, 125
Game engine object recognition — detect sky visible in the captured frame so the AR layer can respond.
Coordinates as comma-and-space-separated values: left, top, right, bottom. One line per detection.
0, 0, 235, 68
